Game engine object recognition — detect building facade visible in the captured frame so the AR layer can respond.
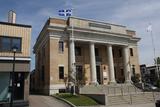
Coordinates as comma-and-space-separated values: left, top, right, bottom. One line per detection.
140, 64, 160, 85
33, 17, 140, 94
0, 11, 31, 103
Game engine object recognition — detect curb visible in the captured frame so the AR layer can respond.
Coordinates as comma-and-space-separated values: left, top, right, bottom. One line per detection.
52, 95, 77, 107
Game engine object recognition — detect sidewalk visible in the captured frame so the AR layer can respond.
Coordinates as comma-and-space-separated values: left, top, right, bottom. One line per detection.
29, 95, 70, 107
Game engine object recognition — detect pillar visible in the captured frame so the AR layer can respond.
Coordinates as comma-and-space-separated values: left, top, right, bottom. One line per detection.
107, 44, 116, 84
90, 42, 97, 84
122, 46, 131, 83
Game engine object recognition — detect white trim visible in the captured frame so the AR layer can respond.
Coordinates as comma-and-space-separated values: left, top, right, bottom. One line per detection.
58, 64, 64, 67
50, 84, 66, 89
0, 57, 31, 61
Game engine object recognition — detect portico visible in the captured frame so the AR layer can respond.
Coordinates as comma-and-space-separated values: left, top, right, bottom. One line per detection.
69, 38, 132, 85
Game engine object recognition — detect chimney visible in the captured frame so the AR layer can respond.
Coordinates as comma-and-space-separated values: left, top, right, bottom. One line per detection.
8, 10, 16, 23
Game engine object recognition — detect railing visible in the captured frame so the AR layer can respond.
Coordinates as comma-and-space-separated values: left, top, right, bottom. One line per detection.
89, 84, 157, 105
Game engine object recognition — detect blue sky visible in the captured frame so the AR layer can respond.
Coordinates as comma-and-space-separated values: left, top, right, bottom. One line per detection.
0, 0, 160, 70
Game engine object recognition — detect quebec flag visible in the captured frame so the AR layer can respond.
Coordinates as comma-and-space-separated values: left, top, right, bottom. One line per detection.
58, 9, 72, 16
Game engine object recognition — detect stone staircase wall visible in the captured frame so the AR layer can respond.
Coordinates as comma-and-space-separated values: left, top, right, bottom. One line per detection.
107, 92, 155, 106
79, 84, 142, 95
79, 84, 156, 106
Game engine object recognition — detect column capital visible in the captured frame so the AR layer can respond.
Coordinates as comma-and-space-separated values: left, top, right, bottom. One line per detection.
122, 45, 129, 48
69, 38, 74, 42
106, 44, 113, 47
89, 42, 95, 45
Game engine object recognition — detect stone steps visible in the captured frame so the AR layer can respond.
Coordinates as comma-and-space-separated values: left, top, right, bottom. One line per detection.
79, 84, 155, 106
107, 92, 155, 106
80, 84, 142, 95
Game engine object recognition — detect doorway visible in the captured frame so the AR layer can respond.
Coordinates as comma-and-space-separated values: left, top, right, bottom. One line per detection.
13, 72, 24, 100
96, 66, 102, 84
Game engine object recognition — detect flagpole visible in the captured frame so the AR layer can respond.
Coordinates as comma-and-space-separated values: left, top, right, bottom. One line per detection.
149, 27, 159, 79
71, 8, 76, 95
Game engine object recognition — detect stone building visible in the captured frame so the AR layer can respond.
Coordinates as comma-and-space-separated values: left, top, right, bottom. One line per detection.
0, 11, 31, 105
33, 17, 140, 94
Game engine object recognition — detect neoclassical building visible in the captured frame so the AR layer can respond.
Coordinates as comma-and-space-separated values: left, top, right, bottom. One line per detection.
33, 17, 140, 94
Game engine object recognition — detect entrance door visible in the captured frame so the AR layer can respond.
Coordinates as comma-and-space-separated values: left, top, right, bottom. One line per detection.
14, 73, 24, 100
96, 66, 101, 84
76, 65, 83, 81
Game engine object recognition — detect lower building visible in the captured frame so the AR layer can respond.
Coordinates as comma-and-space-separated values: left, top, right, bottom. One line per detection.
140, 64, 160, 85
33, 17, 141, 95
0, 11, 31, 105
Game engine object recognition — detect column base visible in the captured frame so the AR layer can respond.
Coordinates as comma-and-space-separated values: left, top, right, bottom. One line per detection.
108, 81, 117, 85
125, 80, 131, 84
90, 81, 99, 86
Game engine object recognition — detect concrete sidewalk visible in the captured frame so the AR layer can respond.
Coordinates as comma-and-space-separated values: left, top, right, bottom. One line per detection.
109, 103, 155, 107
29, 95, 70, 107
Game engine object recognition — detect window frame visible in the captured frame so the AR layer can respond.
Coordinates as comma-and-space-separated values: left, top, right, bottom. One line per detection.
130, 48, 134, 56
58, 41, 64, 53
59, 66, 64, 79
95, 48, 99, 57
119, 49, 122, 57
0, 36, 22, 52
75, 46, 81, 56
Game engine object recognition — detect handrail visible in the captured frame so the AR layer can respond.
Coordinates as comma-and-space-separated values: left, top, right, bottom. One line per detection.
152, 91, 155, 101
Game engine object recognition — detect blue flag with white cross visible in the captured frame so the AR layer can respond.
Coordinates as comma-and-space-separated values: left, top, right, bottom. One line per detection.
58, 9, 72, 16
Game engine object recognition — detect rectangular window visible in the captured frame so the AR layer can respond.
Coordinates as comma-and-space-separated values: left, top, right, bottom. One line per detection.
75, 46, 81, 56
120, 69, 124, 76
0, 36, 21, 52
76, 65, 83, 80
132, 65, 135, 76
95, 48, 99, 56
41, 65, 45, 82
119, 49, 122, 57
42, 46, 45, 64
59, 41, 64, 53
59, 66, 64, 79
112, 49, 115, 58
130, 48, 133, 56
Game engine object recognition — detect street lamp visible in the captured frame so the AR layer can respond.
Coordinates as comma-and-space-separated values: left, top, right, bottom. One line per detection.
10, 46, 17, 107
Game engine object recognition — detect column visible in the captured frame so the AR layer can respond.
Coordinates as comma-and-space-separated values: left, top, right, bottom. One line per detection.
69, 40, 76, 80
107, 44, 116, 84
90, 42, 97, 84
122, 46, 131, 83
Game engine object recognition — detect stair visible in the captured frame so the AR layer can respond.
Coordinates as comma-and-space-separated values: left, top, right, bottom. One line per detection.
79, 84, 155, 106
108, 95, 130, 106
131, 92, 154, 104
80, 84, 142, 95
107, 92, 155, 106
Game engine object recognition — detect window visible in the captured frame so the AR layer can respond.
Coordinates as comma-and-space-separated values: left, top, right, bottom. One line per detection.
75, 46, 81, 56
120, 69, 124, 76
132, 65, 135, 76
112, 49, 115, 58
0, 36, 21, 52
95, 48, 99, 56
130, 48, 133, 56
59, 66, 64, 79
119, 49, 122, 57
76, 65, 83, 80
42, 46, 45, 64
41, 65, 45, 82
59, 41, 64, 53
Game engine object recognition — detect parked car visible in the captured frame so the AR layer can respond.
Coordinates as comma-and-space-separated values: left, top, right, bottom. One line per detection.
155, 100, 160, 107
144, 83, 158, 90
